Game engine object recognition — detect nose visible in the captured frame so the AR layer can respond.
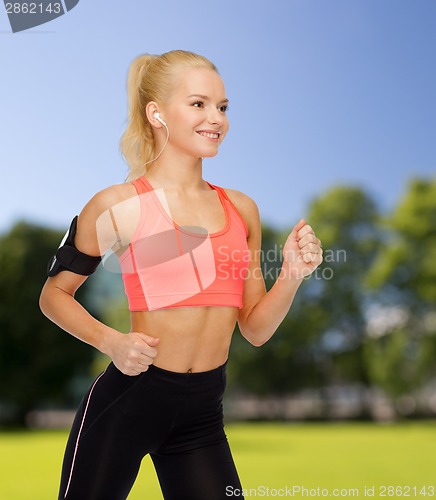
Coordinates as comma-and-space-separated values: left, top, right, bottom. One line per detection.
207, 107, 225, 127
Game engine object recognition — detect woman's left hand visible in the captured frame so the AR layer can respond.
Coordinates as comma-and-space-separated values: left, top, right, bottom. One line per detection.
282, 218, 323, 280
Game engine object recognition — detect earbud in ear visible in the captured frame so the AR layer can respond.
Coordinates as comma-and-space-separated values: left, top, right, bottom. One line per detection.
153, 112, 167, 127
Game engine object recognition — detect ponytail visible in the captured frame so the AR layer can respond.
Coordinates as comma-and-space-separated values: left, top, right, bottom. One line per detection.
119, 54, 156, 181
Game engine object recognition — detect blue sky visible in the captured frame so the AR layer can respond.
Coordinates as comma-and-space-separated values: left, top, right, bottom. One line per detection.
1, 0, 435, 234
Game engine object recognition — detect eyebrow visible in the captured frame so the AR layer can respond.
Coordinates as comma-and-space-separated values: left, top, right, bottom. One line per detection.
186, 94, 229, 104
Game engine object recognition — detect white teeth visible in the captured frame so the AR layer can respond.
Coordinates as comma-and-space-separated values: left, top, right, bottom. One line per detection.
198, 131, 219, 139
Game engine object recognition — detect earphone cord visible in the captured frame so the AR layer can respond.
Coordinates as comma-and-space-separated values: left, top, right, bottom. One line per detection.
143, 124, 170, 167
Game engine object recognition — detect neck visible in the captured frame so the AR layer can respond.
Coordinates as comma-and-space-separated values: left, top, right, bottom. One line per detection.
145, 149, 206, 192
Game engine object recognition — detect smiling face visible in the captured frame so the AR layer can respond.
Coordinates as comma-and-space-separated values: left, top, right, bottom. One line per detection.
161, 67, 230, 159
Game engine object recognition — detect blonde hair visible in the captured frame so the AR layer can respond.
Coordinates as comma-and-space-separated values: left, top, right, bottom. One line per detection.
119, 50, 219, 181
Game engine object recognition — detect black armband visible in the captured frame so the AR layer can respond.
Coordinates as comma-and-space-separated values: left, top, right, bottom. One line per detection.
47, 216, 102, 277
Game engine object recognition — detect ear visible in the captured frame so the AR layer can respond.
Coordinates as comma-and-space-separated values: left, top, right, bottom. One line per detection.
145, 101, 164, 129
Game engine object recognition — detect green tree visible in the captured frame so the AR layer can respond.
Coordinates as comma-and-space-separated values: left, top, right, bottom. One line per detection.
364, 178, 436, 402
302, 185, 381, 389
366, 178, 436, 308
0, 221, 95, 425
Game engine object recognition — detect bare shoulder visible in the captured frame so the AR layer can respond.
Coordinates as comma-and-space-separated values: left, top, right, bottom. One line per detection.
221, 187, 260, 236
221, 187, 259, 214
75, 181, 138, 255
81, 181, 137, 219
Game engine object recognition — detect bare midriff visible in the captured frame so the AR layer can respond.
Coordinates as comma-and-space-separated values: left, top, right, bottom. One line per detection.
130, 306, 239, 373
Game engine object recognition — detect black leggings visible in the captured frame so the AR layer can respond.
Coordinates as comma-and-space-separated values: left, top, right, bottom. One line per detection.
58, 360, 244, 500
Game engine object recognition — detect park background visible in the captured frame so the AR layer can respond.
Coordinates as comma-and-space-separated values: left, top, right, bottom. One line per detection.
1, 0, 435, 498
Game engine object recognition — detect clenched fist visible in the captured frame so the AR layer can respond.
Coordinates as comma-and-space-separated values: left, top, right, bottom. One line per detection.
282, 218, 323, 280
105, 331, 160, 376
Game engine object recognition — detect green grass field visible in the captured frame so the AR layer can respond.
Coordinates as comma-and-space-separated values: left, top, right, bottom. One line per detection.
0, 422, 435, 499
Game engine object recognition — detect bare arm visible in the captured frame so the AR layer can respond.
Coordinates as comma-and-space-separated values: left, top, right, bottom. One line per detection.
40, 271, 120, 355
233, 193, 323, 346
39, 185, 159, 376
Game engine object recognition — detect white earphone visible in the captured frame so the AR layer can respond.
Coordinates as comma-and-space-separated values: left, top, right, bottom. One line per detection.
142, 112, 169, 167
154, 112, 167, 127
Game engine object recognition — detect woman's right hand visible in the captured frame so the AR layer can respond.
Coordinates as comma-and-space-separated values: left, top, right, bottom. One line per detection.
105, 330, 160, 376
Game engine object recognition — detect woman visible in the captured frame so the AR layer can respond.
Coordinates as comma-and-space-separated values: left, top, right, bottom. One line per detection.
40, 50, 323, 500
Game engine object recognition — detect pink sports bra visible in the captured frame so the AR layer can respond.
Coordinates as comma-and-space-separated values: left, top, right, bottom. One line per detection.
119, 176, 250, 311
